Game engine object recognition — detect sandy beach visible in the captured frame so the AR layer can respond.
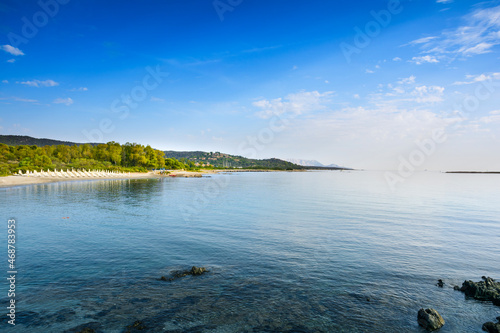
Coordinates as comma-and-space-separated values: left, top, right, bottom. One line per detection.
0, 169, 296, 188
0, 170, 218, 188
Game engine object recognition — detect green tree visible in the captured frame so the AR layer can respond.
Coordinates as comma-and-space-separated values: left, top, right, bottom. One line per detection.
108, 141, 122, 165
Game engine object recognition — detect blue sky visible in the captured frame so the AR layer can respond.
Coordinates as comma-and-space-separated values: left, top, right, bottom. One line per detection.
1, 0, 500, 170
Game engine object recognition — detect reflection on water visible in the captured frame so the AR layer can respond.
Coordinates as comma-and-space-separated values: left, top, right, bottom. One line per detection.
1, 172, 499, 332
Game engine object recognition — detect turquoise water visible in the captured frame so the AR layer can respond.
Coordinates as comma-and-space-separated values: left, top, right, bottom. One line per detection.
1, 171, 499, 332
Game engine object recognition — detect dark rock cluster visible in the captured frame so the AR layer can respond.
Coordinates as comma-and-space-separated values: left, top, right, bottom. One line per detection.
160, 266, 208, 282
452, 276, 500, 332
482, 317, 500, 333
458, 276, 500, 306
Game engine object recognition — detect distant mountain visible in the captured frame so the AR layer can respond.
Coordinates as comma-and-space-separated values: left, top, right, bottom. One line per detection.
325, 163, 342, 168
285, 158, 324, 167
285, 158, 342, 168
0, 135, 101, 147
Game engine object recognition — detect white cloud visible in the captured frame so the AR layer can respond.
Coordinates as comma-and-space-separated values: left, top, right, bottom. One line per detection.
410, 55, 439, 64
478, 110, 500, 123
53, 97, 73, 106
393, 57, 402, 61
366, 69, 375, 73
411, 85, 445, 103
467, 74, 490, 82
14, 97, 38, 103
1, 45, 24, 56
7, 59, 15, 63
353, 94, 360, 99
453, 72, 500, 85
398, 75, 416, 84
2, 80, 8, 84
292, 65, 298, 70
408, 5, 500, 58
407, 36, 438, 45
150, 96, 165, 102
290, 105, 458, 147
437, 0, 453, 3
461, 42, 494, 55
69, 87, 88, 91
393, 87, 405, 94
370, 83, 446, 106
253, 90, 333, 119
19, 79, 59, 87
0, 96, 38, 103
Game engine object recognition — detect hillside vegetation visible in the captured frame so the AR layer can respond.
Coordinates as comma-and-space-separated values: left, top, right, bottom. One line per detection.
0, 142, 193, 176
0, 135, 99, 147
164, 151, 305, 169
0, 136, 306, 171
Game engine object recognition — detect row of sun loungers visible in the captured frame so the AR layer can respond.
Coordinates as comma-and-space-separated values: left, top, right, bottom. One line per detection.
17, 169, 130, 178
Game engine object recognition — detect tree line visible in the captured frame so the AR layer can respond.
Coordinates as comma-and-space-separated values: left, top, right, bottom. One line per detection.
0, 142, 196, 176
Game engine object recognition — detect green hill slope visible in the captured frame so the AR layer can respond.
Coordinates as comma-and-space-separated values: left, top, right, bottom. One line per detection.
0, 135, 100, 147
0, 136, 338, 171
164, 151, 305, 169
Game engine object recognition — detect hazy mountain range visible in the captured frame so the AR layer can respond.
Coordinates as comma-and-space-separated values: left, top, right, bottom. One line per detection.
285, 158, 342, 168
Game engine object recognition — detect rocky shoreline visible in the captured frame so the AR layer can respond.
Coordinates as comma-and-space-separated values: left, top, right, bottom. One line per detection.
420, 276, 500, 332
13, 273, 500, 332
455, 276, 500, 306
456, 277, 500, 333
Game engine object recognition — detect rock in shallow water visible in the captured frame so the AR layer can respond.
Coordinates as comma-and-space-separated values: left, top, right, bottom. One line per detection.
124, 320, 147, 332
417, 308, 445, 331
190, 266, 207, 275
459, 276, 500, 306
482, 317, 500, 333
160, 266, 208, 281
63, 321, 102, 333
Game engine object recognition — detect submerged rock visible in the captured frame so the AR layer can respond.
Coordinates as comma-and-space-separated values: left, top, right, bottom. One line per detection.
124, 320, 147, 332
77, 329, 96, 333
160, 266, 208, 281
437, 279, 444, 288
482, 317, 500, 333
459, 276, 500, 306
417, 308, 445, 331
63, 321, 102, 333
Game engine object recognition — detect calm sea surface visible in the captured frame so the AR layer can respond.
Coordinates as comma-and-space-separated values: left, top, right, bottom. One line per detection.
1, 171, 499, 332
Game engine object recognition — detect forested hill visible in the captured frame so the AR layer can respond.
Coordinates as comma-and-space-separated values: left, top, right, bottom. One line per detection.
0, 135, 318, 171
164, 151, 305, 169
0, 141, 194, 176
0, 135, 100, 147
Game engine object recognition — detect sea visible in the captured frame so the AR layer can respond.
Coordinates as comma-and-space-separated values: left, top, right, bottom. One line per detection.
0, 171, 499, 332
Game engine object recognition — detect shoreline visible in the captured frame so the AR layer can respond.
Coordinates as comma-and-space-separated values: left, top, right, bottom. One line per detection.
0, 170, 217, 188
0, 172, 157, 188
446, 171, 500, 174
0, 168, 314, 188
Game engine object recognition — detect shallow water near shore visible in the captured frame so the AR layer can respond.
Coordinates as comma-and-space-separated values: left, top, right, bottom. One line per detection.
1, 171, 499, 332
